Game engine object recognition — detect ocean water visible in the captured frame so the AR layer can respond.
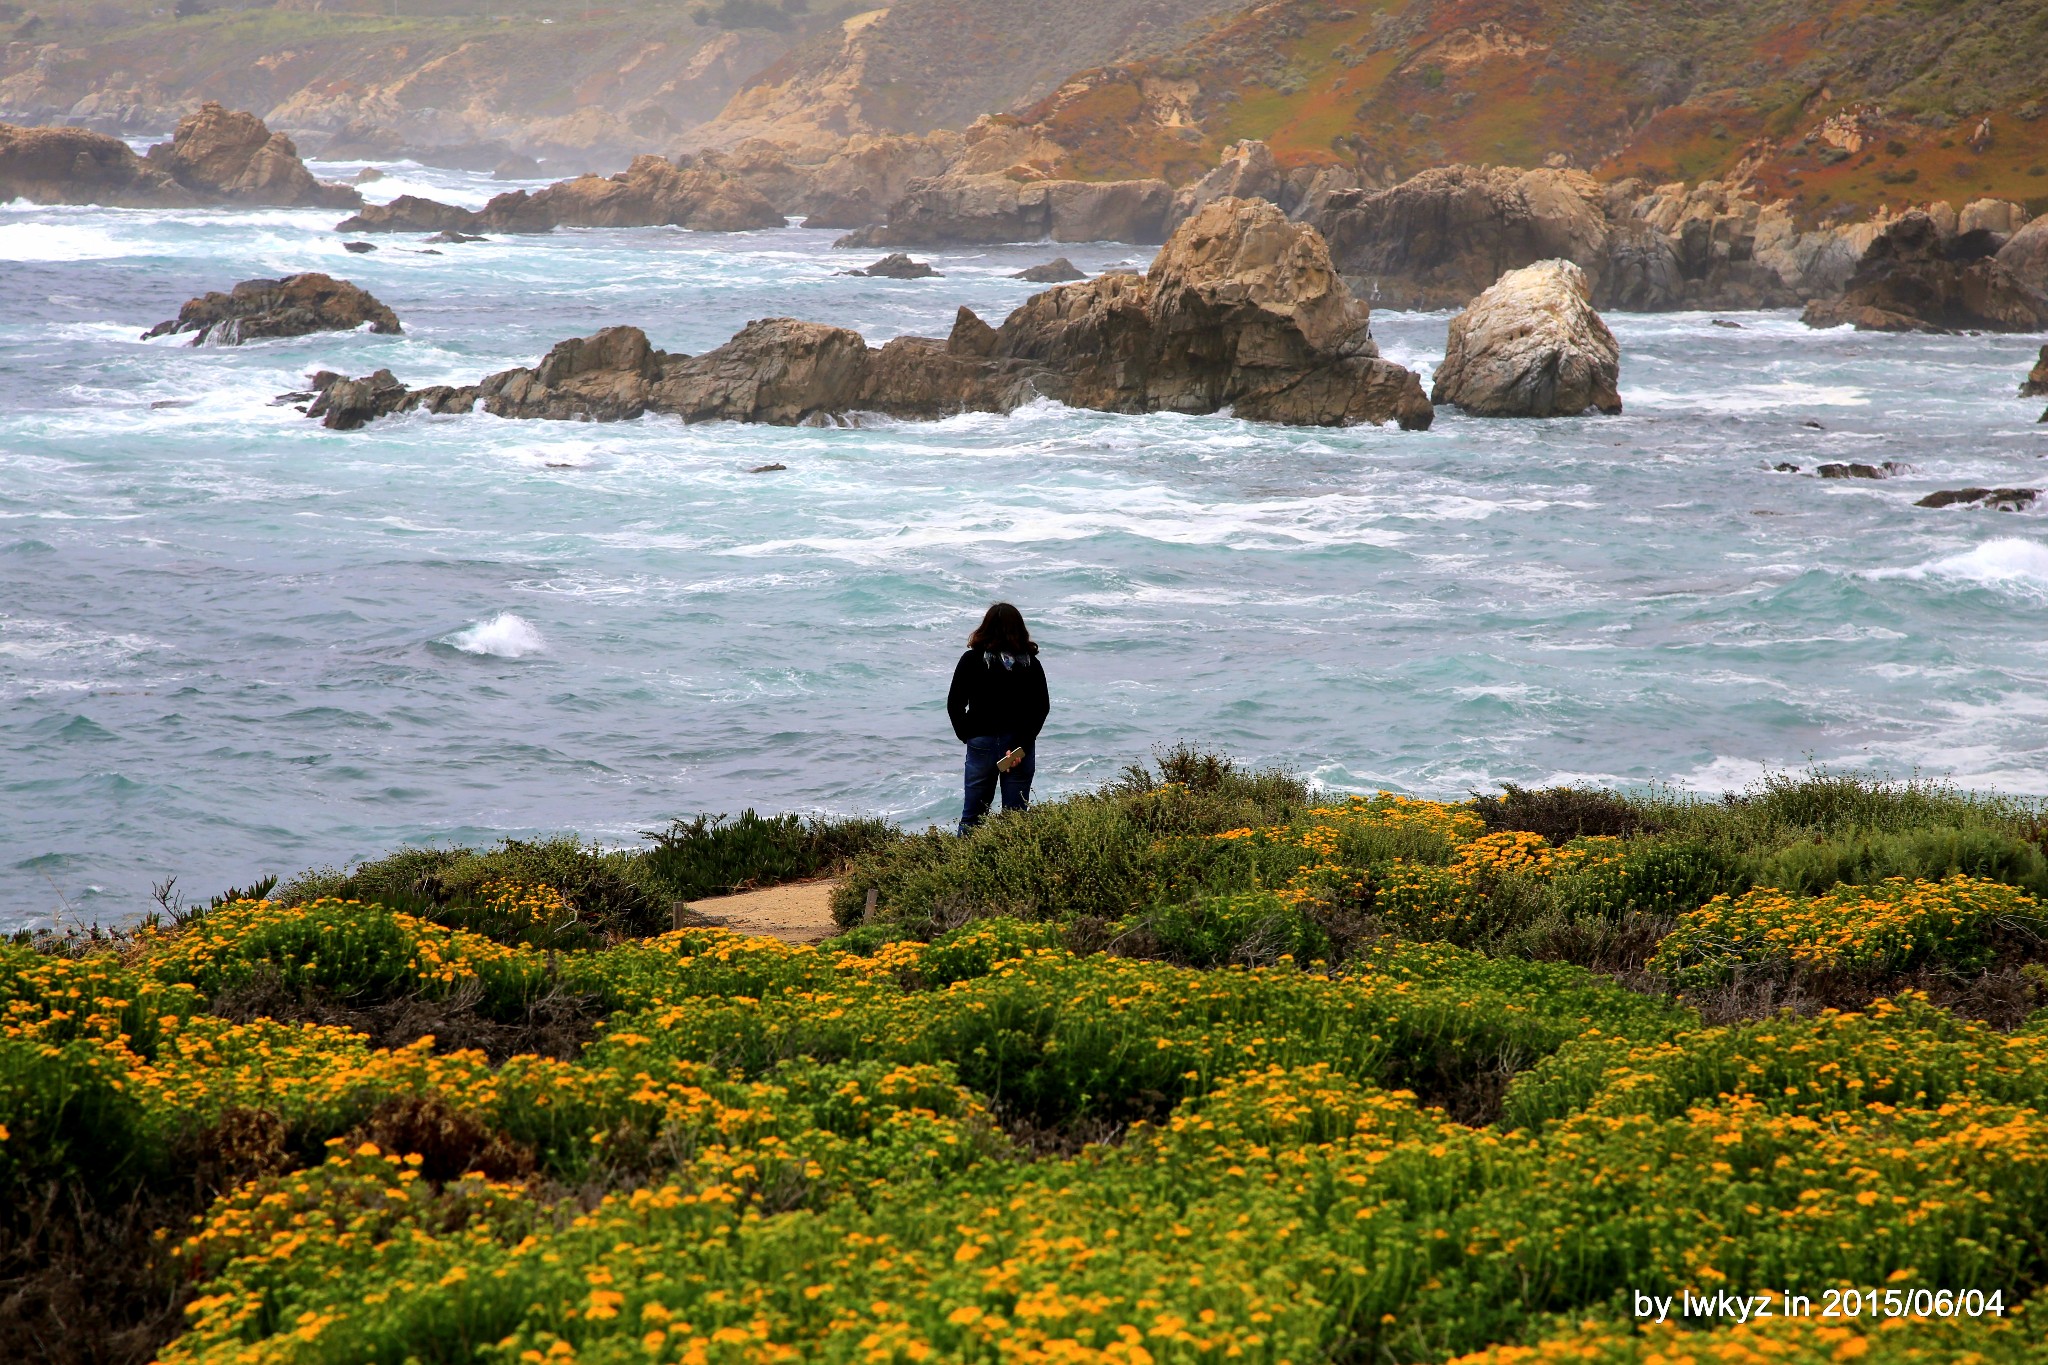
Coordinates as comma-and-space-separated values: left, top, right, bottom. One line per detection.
4, 162, 2048, 925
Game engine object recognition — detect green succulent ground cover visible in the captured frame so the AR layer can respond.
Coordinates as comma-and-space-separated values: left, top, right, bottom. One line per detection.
7, 755, 2048, 1364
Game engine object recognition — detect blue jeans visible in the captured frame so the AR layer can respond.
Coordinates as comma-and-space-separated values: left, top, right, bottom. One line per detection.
959, 734, 1034, 835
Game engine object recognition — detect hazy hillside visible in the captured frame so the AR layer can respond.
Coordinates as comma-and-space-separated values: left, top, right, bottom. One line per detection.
0, 0, 835, 161
697, 0, 1251, 150
1012, 0, 2048, 215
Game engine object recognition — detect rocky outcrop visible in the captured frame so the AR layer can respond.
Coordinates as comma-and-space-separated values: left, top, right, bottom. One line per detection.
834, 173, 1173, 247
305, 369, 476, 429
0, 122, 192, 206
1800, 212, 2048, 333
307, 197, 1431, 432
1303, 163, 1872, 313
2022, 345, 2048, 398
1014, 258, 1085, 282
1311, 166, 1611, 311
1430, 260, 1621, 418
142, 274, 401, 346
844, 253, 939, 278
337, 156, 783, 234
146, 103, 360, 209
0, 108, 356, 208
1167, 140, 1290, 232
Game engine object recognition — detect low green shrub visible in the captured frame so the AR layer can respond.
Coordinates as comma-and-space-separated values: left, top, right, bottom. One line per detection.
1752, 824, 2048, 898
831, 748, 1311, 932
1470, 783, 1662, 845
639, 810, 899, 901
277, 836, 663, 940
1551, 836, 1749, 920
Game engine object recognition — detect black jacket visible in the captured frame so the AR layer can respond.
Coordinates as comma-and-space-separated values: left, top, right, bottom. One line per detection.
947, 648, 1049, 745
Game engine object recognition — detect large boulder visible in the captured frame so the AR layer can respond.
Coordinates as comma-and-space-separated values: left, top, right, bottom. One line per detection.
0, 122, 193, 206
1801, 212, 2048, 333
145, 103, 360, 209
1998, 217, 2048, 294
338, 157, 783, 235
307, 199, 1432, 432
791, 131, 964, 228
835, 173, 1173, 247
1431, 260, 1621, 418
142, 274, 401, 346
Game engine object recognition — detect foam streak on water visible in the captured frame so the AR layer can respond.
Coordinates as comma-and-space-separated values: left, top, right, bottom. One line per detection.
3, 164, 2047, 920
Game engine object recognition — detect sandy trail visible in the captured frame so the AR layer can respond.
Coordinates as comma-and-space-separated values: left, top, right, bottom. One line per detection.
680, 878, 843, 944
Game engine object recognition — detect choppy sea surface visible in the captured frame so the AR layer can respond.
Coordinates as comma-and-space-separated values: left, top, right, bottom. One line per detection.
5, 160, 2048, 924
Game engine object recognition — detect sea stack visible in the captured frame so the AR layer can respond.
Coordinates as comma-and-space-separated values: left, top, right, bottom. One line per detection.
1431, 259, 1622, 417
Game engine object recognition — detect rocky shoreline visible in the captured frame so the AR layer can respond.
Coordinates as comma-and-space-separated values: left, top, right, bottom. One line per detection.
299, 198, 1436, 434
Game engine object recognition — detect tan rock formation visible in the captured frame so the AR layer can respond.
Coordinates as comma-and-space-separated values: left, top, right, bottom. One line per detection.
0, 122, 193, 207
146, 103, 360, 209
338, 156, 783, 234
1430, 260, 1621, 418
0, 109, 357, 209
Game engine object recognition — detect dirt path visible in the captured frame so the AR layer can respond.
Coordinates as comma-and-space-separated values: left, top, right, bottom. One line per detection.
680, 878, 843, 945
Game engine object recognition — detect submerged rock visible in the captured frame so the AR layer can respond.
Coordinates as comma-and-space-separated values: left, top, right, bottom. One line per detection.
143, 274, 402, 346
1013, 257, 1086, 282
309, 198, 1432, 432
1800, 212, 2048, 333
343, 241, 376, 254
1915, 487, 2039, 510
844, 253, 940, 278
1431, 260, 1621, 417
1816, 462, 1889, 479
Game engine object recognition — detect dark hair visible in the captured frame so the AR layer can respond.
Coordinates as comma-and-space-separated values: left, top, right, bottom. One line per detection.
968, 601, 1037, 655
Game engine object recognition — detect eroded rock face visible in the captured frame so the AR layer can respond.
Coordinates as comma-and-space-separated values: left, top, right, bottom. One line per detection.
1302, 163, 1870, 312
1430, 260, 1620, 418
1800, 212, 2048, 333
834, 173, 1172, 247
337, 156, 783, 234
1312, 165, 1609, 310
146, 103, 361, 209
143, 274, 402, 346
1167, 140, 1289, 233
308, 197, 1431, 432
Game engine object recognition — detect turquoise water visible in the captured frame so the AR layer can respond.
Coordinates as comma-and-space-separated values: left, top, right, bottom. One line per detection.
5, 162, 2048, 924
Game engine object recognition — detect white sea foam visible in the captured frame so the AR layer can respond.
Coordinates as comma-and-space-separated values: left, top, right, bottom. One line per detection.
1876, 538, 2048, 592
445, 612, 547, 657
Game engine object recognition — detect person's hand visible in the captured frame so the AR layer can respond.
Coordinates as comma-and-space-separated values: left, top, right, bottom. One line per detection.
997, 747, 1024, 773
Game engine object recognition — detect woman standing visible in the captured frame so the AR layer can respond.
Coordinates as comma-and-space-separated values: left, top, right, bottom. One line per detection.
946, 602, 1050, 835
